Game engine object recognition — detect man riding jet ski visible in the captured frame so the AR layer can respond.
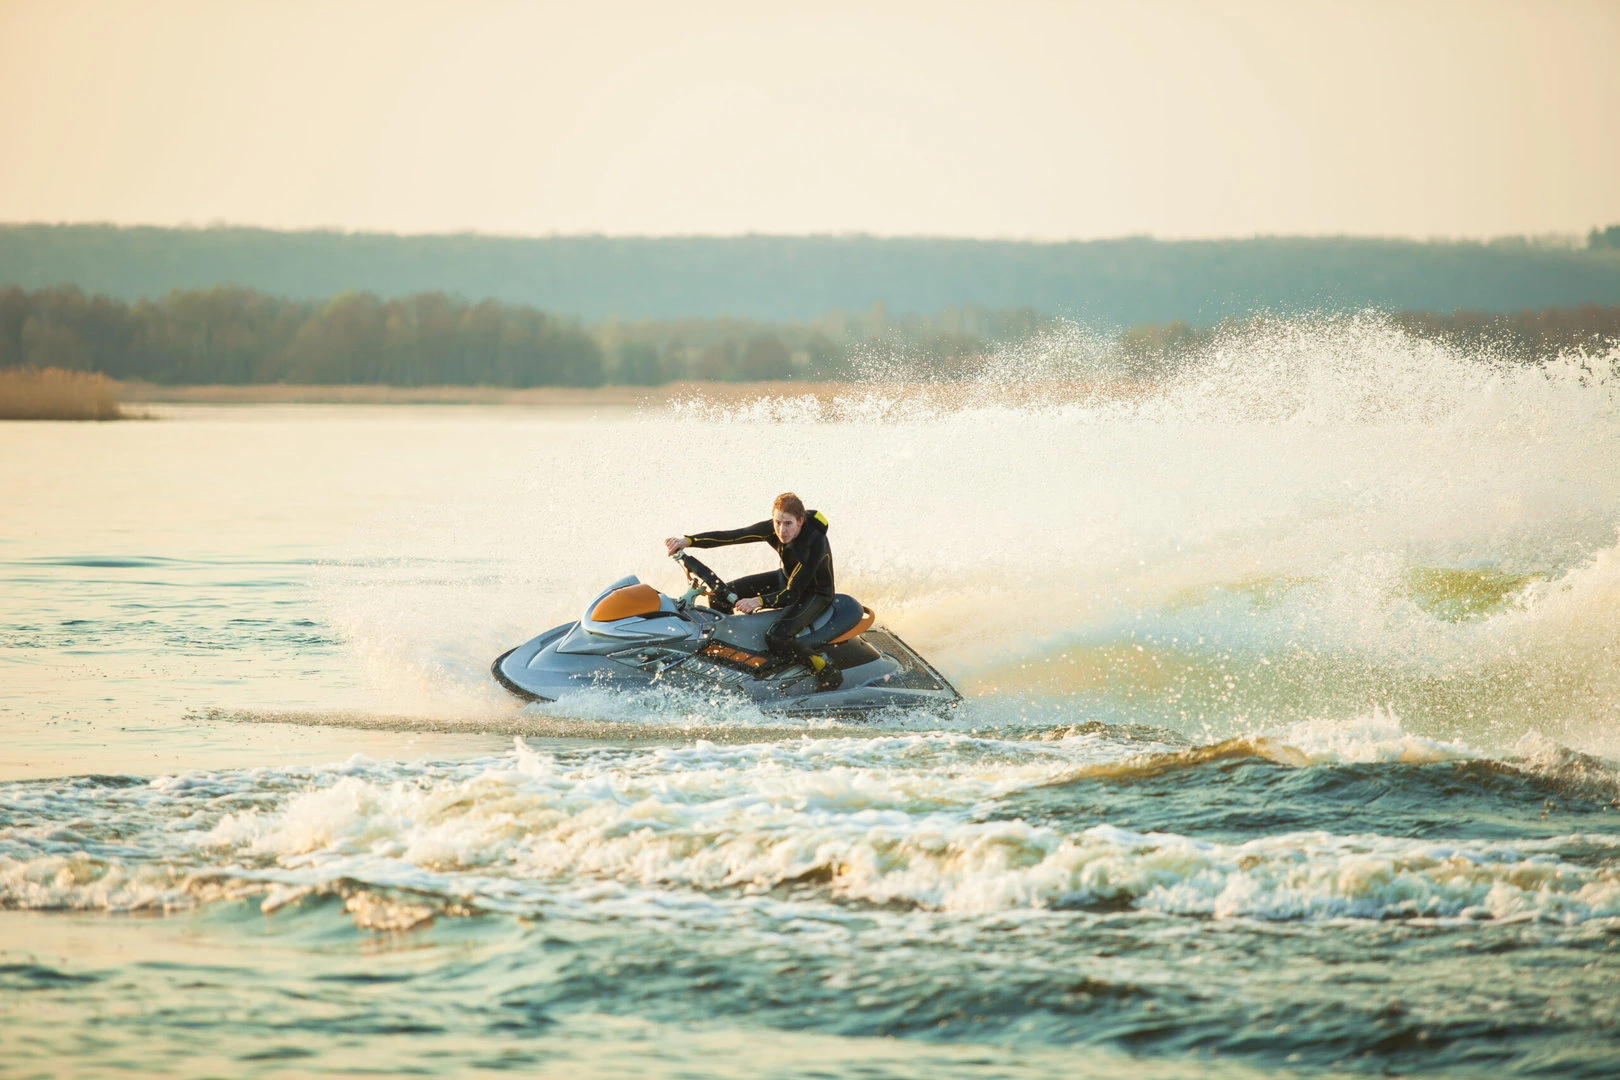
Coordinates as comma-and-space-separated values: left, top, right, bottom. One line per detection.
665, 492, 840, 690
489, 496, 959, 717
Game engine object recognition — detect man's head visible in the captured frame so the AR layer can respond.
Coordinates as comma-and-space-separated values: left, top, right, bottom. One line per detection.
771, 492, 806, 544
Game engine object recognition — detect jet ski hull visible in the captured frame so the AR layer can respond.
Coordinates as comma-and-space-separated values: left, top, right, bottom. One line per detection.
491, 576, 959, 717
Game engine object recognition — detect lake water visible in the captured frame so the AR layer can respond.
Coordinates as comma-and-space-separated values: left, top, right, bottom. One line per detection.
4, 323, 1620, 1077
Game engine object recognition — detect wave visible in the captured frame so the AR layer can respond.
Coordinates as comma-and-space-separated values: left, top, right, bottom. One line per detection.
5, 725, 1617, 926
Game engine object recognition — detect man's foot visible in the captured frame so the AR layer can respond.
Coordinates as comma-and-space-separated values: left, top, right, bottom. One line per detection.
810, 653, 842, 692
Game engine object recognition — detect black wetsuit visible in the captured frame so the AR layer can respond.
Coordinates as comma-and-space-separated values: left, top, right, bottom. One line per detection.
686, 511, 835, 665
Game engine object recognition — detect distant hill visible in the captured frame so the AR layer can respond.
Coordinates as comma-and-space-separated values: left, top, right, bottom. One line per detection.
3, 224, 1619, 325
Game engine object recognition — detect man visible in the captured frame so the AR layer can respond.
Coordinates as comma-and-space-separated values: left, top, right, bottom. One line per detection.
665, 492, 841, 691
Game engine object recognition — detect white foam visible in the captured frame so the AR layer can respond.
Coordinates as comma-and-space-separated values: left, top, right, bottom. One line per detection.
7, 727, 1619, 926
1259, 707, 1480, 765
174, 741, 1620, 924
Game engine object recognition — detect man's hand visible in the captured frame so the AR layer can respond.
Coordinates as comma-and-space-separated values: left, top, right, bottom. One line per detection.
665, 536, 690, 555
734, 597, 762, 614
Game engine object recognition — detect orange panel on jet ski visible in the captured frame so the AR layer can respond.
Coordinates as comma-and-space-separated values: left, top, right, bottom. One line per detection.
591, 584, 662, 622
830, 606, 875, 643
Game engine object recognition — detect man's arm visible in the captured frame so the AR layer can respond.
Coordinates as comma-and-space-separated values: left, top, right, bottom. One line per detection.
685, 520, 775, 549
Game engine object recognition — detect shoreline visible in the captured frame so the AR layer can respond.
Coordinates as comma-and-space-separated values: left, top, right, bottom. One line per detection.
5, 373, 1154, 419
114, 379, 1150, 407
115, 380, 844, 406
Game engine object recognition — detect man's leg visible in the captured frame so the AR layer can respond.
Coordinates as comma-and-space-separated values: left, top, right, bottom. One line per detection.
764, 595, 840, 690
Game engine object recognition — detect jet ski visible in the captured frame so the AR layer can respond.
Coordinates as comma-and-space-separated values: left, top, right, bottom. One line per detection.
491, 552, 960, 717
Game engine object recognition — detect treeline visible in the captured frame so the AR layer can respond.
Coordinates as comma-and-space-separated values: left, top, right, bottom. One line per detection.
598, 303, 1051, 384
5, 284, 1617, 388
0, 285, 1056, 386
6, 225, 1620, 325
1391, 304, 1620, 359
1116, 304, 1620, 373
0, 286, 604, 386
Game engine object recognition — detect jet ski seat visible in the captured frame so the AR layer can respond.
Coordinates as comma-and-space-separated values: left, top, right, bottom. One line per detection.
798, 593, 875, 648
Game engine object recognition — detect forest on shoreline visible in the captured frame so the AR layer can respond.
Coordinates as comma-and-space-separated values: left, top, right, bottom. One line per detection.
3, 284, 1618, 391
5, 225, 1620, 326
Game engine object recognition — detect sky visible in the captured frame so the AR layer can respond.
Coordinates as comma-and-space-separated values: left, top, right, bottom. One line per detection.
2, 0, 1617, 241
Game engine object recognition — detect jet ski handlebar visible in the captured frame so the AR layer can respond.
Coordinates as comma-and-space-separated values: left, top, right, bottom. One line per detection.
670, 551, 737, 614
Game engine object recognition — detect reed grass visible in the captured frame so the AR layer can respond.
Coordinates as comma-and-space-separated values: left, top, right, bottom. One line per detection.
0, 366, 125, 420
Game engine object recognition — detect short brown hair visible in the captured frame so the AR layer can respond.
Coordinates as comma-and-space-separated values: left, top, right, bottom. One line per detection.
772, 492, 806, 519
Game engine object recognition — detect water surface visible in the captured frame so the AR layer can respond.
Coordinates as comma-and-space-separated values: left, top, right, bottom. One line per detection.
4, 326, 1620, 1076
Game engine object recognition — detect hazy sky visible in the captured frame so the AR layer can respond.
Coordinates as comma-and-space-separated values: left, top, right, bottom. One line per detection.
2, 0, 1617, 240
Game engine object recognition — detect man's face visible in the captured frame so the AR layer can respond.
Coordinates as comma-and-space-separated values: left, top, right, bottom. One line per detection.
772, 511, 803, 544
